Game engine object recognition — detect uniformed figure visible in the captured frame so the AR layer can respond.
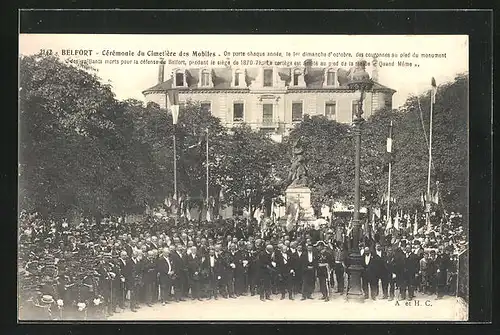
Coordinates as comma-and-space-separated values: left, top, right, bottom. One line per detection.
332, 241, 346, 293
316, 241, 332, 301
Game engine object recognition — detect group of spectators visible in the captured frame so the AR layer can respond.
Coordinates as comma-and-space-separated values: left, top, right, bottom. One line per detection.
18, 210, 467, 320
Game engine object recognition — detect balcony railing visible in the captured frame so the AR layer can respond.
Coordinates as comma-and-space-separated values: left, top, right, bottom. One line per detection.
224, 120, 290, 132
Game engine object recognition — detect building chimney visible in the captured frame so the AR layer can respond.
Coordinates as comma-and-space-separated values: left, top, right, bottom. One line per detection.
371, 57, 379, 82
158, 58, 165, 84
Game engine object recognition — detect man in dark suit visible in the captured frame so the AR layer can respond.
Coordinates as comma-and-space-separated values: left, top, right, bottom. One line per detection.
275, 244, 294, 300
246, 243, 259, 296
130, 250, 143, 310
401, 245, 420, 301
227, 243, 244, 297
374, 243, 389, 299
426, 250, 438, 295
117, 251, 132, 311
205, 248, 220, 299
300, 244, 317, 300
214, 244, 229, 298
258, 244, 276, 301
290, 243, 303, 296
435, 246, 451, 299
362, 247, 379, 300
186, 246, 203, 300
169, 245, 186, 302
156, 248, 174, 305
142, 250, 157, 306
383, 246, 397, 301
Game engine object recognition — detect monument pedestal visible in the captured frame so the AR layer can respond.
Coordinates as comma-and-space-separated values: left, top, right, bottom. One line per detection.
285, 186, 316, 223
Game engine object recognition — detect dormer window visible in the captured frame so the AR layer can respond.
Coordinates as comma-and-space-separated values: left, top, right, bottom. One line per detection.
201, 70, 210, 87
234, 70, 242, 87
263, 69, 273, 87
175, 70, 186, 87
293, 69, 301, 86
326, 69, 336, 87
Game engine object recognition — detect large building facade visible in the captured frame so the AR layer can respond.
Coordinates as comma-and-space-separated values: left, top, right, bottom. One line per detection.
143, 62, 395, 138
142, 62, 395, 219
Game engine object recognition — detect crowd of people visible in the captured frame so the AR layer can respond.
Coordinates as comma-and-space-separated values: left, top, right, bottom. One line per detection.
18, 210, 467, 320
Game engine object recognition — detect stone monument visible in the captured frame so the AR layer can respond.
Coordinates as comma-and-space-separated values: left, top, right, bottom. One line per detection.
285, 136, 315, 222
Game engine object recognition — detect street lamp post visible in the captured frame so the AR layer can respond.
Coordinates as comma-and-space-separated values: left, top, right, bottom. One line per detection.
346, 60, 373, 302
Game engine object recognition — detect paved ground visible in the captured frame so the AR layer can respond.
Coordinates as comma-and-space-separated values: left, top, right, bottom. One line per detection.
108, 291, 468, 321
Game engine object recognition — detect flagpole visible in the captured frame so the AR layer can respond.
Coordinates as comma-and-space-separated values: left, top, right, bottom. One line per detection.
426, 79, 435, 231
173, 126, 177, 201
206, 128, 209, 218
386, 121, 393, 228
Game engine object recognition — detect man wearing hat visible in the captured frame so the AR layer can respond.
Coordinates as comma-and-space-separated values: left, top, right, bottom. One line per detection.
400, 245, 420, 301
426, 249, 438, 295
435, 246, 451, 299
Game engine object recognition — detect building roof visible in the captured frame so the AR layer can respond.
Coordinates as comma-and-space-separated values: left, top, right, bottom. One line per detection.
143, 78, 173, 93
142, 67, 396, 95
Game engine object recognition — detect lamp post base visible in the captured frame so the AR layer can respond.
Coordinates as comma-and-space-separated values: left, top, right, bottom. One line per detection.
346, 252, 365, 303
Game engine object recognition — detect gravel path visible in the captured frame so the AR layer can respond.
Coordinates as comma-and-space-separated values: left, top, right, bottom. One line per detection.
107, 292, 468, 321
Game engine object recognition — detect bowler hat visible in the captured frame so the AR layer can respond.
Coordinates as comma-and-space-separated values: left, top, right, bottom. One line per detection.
41, 295, 54, 304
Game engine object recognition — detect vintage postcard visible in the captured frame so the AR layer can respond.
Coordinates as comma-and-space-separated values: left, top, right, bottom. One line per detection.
18, 34, 469, 321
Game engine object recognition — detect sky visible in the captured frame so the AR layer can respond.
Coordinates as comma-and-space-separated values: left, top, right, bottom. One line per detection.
19, 34, 468, 108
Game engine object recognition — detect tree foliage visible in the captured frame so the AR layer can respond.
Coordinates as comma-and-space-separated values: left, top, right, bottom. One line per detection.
19, 53, 468, 220
289, 73, 468, 213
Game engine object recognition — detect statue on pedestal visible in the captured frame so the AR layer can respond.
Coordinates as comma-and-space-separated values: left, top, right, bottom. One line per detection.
287, 136, 308, 188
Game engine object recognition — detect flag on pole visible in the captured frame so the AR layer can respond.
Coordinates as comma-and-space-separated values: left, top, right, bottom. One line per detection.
171, 105, 179, 125
385, 216, 393, 230
413, 211, 419, 236
206, 207, 211, 222
380, 192, 388, 206
271, 199, 276, 222
433, 181, 440, 204
394, 211, 400, 230
164, 196, 171, 208
167, 89, 179, 105
254, 207, 263, 224
431, 77, 437, 104
387, 120, 393, 154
